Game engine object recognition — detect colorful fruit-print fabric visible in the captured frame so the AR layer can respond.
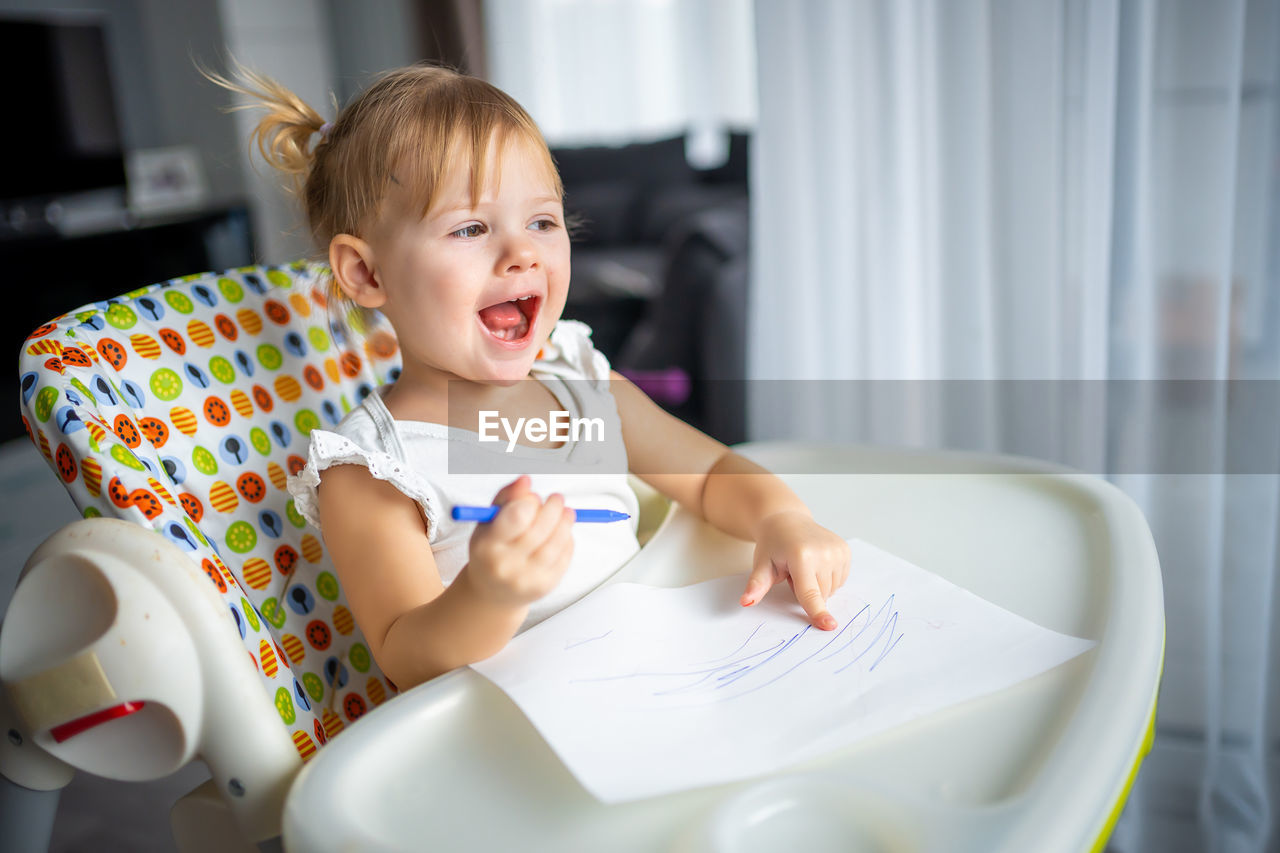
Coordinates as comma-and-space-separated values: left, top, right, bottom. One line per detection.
18, 262, 403, 761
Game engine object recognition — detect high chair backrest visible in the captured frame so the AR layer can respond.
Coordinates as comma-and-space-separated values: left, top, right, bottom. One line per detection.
17, 262, 402, 763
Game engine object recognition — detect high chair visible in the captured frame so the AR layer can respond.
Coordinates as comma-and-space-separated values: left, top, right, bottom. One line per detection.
2, 262, 406, 851
282, 444, 1164, 852
2, 261, 1165, 852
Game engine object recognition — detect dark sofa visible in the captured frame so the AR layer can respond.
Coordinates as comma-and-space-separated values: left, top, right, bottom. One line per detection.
554, 133, 750, 444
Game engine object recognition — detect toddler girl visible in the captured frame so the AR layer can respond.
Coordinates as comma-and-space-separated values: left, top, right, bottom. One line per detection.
212, 62, 851, 691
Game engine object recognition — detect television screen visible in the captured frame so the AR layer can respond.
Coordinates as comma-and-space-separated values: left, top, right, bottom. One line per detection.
0, 17, 126, 202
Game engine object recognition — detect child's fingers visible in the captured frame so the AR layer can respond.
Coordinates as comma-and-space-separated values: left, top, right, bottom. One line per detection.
740, 558, 779, 607
491, 474, 532, 506
488, 493, 540, 539
513, 493, 569, 550
835, 560, 851, 592
791, 569, 837, 631
529, 507, 576, 570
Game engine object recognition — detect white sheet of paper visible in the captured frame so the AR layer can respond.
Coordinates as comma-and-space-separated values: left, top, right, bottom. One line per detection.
471, 538, 1095, 803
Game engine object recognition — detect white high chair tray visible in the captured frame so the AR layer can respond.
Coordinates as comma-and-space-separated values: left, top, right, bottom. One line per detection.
282, 443, 1163, 853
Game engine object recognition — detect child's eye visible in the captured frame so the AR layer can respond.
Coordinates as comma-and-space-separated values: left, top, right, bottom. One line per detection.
530, 218, 559, 232
452, 223, 485, 238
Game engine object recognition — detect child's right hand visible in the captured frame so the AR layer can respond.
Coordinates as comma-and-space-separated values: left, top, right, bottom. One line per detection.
462, 475, 576, 607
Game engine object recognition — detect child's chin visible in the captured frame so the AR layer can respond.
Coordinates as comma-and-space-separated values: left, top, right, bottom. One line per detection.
484, 374, 526, 388
482, 358, 538, 386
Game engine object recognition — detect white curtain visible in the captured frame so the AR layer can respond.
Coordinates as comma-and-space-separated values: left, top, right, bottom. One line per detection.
750, 1, 1280, 851
484, 0, 756, 164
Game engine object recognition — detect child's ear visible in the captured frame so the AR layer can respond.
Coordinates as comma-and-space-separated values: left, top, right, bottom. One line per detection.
329, 234, 386, 309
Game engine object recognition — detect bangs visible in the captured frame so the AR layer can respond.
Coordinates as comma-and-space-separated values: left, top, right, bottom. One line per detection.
390, 89, 563, 220
303, 65, 561, 241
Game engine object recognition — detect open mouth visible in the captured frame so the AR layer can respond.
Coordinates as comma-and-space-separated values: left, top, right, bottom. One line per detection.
478, 294, 539, 344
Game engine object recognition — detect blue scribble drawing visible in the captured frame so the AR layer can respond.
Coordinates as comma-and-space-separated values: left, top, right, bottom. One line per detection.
570, 594, 905, 704
693, 622, 765, 665
820, 595, 903, 673
564, 629, 613, 650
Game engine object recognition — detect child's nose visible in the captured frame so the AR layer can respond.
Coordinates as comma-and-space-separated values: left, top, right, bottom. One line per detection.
498, 232, 538, 274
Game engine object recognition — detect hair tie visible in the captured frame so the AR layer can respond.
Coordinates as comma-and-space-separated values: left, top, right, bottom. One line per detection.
318, 121, 334, 139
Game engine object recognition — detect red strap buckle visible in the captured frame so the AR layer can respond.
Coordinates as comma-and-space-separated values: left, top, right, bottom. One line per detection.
49, 701, 147, 743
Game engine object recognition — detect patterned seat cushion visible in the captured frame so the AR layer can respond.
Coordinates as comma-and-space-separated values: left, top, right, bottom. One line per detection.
18, 261, 402, 761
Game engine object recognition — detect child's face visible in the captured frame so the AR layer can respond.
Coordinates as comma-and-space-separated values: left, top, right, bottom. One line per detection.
367, 134, 570, 388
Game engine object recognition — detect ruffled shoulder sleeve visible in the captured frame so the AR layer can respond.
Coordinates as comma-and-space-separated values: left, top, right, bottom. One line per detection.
286, 414, 441, 536
533, 320, 613, 387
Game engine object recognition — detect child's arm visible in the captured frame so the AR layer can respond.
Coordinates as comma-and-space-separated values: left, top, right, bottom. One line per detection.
317, 468, 574, 689
610, 371, 851, 629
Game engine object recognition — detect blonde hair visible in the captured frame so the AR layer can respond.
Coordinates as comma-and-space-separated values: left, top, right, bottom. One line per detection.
202, 58, 563, 329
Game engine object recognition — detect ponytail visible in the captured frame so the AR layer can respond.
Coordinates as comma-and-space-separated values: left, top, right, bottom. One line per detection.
200, 56, 359, 334
200, 57, 332, 196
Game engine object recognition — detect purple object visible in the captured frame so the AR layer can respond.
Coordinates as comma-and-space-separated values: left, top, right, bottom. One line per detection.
620, 368, 692, 405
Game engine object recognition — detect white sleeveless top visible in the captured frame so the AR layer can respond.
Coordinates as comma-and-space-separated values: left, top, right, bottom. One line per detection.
287, 321, 641, 627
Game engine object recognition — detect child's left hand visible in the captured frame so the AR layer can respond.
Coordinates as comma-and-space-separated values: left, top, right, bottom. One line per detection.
740, 511, 852, 631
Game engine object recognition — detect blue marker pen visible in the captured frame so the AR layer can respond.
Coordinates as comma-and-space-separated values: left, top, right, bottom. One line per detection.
450, 505, 630, 523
